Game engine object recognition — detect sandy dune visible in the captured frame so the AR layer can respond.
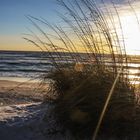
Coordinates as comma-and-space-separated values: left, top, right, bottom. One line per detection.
0, 80, 70, 140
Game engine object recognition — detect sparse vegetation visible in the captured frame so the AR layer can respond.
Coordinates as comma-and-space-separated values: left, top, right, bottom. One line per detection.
25, 0, 140, 139
47, 65, 137, 139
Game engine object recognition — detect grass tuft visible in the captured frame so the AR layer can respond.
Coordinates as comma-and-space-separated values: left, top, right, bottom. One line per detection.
48, 66, 137, 139
25, 0, 140, 139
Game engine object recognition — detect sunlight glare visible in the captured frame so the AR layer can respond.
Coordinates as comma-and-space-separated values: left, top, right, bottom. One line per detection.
119, 12, 140, 55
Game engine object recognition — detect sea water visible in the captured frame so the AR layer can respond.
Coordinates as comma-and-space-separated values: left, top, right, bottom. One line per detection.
0, 51, 140, 83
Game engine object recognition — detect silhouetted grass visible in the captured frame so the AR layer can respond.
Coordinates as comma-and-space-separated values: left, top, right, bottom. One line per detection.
48, 65, 137, 139
24, 0, 140, 139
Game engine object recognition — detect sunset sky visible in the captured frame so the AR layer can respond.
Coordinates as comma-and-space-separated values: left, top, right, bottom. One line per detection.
0, 0, 140, 55
0, 0, 60, 51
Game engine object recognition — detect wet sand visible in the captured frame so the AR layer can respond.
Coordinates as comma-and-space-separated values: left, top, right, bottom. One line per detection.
0, 80, 48, 106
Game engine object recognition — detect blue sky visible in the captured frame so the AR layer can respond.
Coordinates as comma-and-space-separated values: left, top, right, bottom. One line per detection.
0, 0, 61, 51
0, 0, 140, 54
0, 0, 129, 36
0, 0, 59, 34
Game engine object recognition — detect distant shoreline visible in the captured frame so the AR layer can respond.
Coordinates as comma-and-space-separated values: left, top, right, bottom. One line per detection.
0, 50, 140, 57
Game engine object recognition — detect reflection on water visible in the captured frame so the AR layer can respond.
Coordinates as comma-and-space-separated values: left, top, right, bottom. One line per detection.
127, 63, 140, 84
0, 51, 139, 85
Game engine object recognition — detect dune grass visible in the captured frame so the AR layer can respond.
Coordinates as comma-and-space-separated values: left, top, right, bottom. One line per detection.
47, 65, 136, 139
24, 0, 140, 139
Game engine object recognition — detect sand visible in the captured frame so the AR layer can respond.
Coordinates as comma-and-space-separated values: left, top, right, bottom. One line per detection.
0, 80, 70, 140
0, 79, 139, 139
0, 80, 49, 106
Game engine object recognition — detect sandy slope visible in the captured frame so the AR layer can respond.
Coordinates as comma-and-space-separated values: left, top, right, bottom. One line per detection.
0, 102, 48, 140
0, 80, 73, 140
0, 102, 42, 121
0, 102, 74, 140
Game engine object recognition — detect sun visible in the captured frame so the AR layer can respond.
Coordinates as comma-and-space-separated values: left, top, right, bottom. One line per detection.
118, 12, 140, 55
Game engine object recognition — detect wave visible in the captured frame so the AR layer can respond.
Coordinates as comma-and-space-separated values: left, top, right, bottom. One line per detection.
0, 51, 140, 82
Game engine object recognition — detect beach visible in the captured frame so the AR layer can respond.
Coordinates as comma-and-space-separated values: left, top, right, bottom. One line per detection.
0, 79, 75, 140
0, 79, 59, 140
1, 0, 140, 139
0, 79, 48, 106
0, 51, 139, 140
0, 51, 68, 139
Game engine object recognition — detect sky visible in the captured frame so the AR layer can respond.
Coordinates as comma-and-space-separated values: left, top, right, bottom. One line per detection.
0, 0, 140, 54
0, 0, 60, 51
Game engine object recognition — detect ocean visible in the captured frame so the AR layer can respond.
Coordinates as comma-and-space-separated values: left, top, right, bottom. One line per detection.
0, 51, 78, 82
0, 51, 140, 83
0, 51, 54, 82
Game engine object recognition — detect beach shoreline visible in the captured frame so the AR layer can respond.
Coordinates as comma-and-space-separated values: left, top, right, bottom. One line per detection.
0, 79, 65, 140
0, 79, 48, 106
